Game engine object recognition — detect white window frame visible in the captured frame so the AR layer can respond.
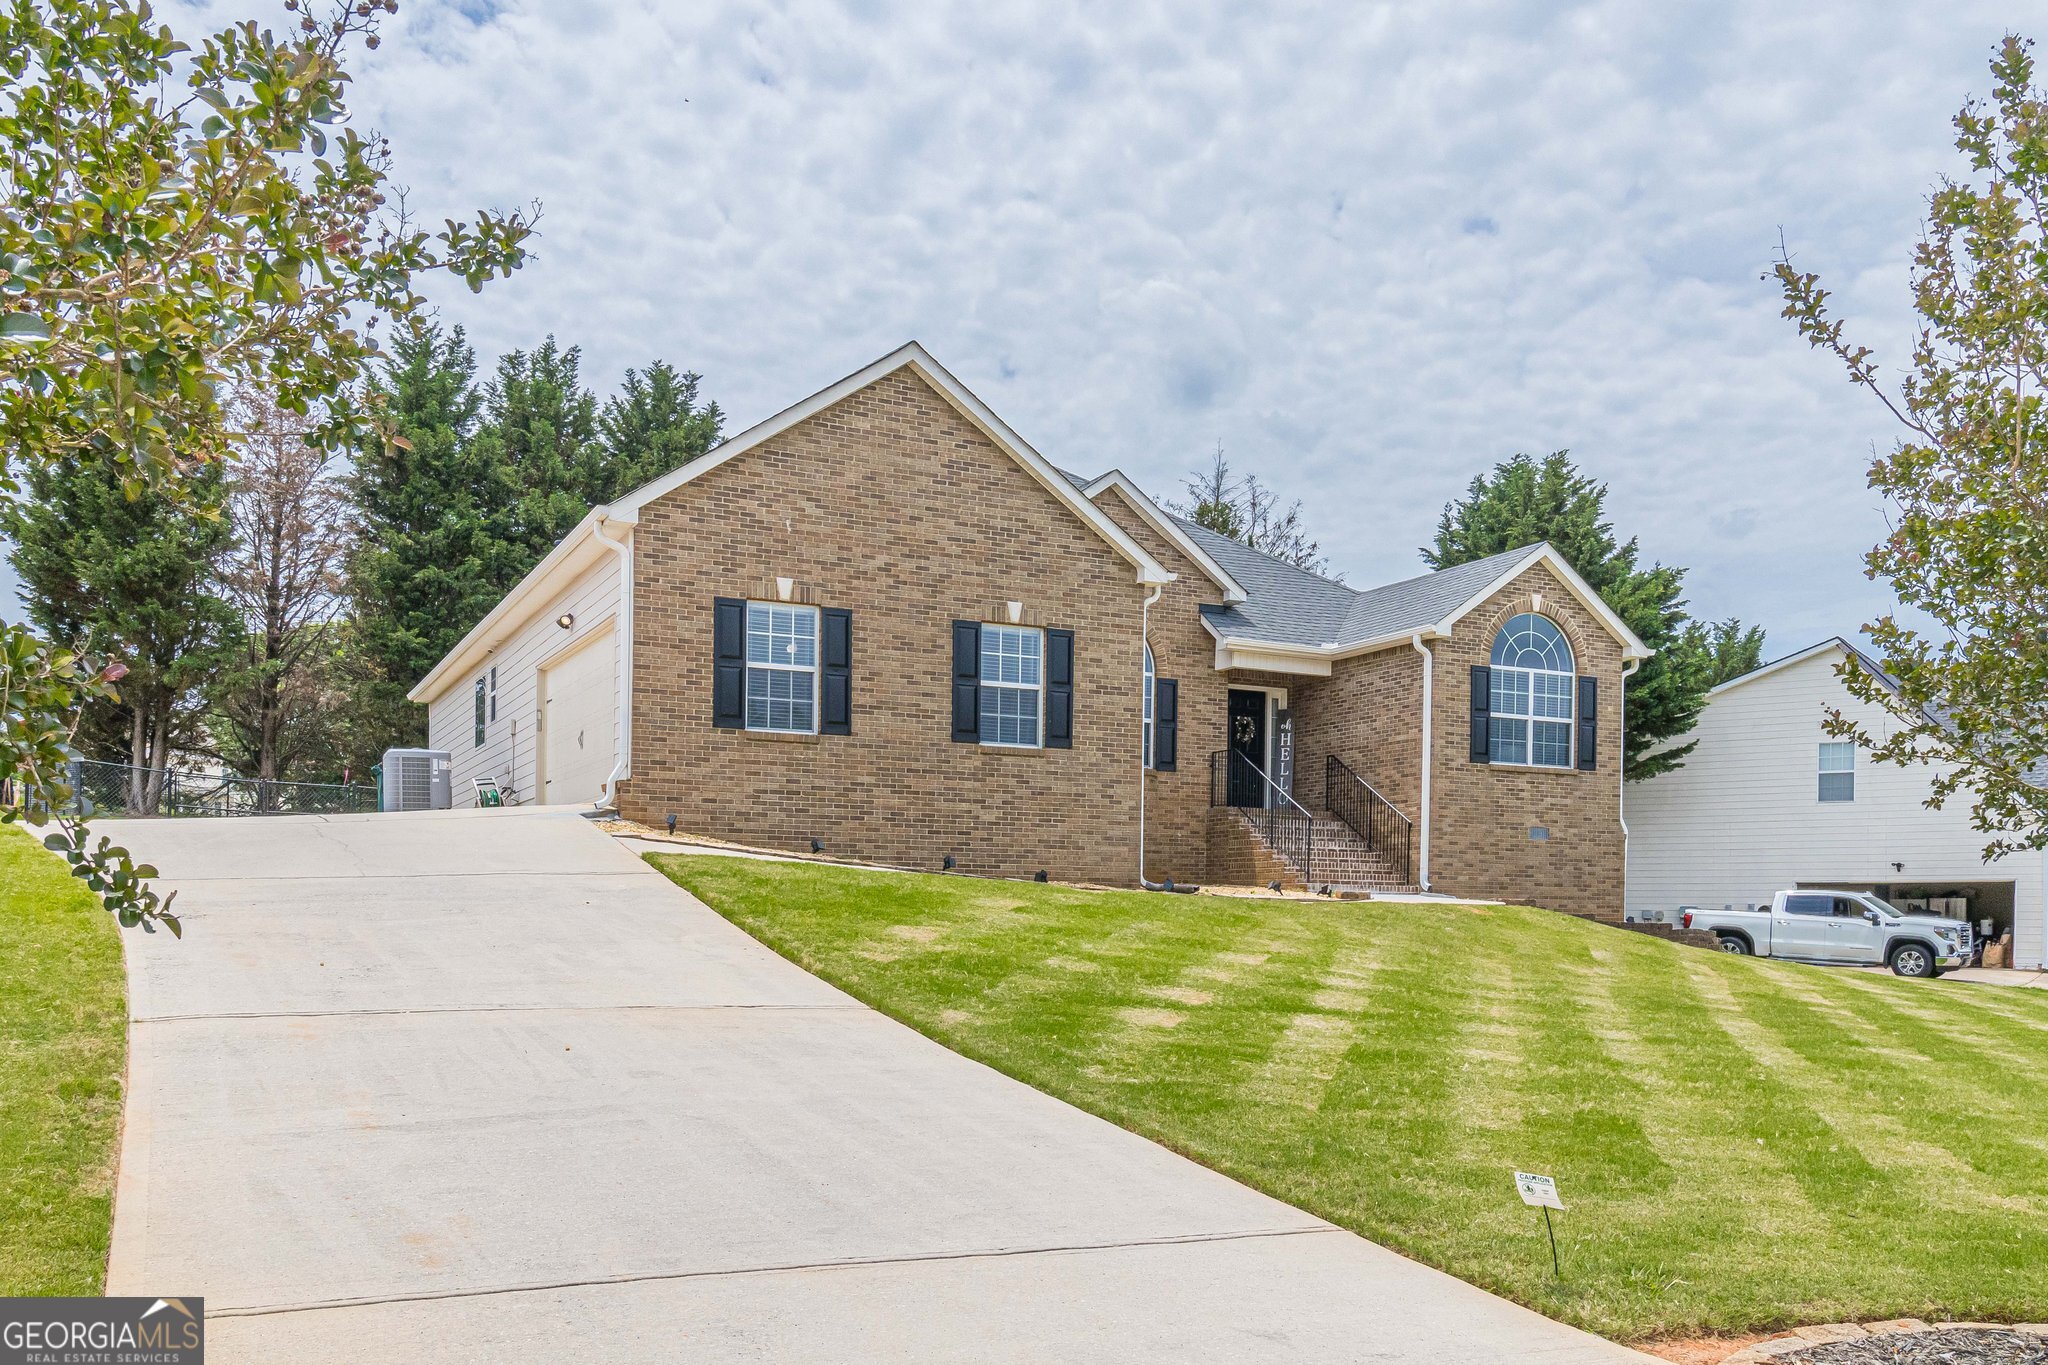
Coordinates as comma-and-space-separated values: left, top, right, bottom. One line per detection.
979, 623, 1044, 749
1143, 644, 1156, 769
1818, 740, 1855, 803
1489, 614, 1576, 770
744, 601, 820, 735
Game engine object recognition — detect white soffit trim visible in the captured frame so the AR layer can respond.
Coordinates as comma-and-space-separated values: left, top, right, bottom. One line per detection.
408, 506, 633, 705
1436, 544, 1654, 659
611, 341, 1172, 587
1081, 470, 1248, 602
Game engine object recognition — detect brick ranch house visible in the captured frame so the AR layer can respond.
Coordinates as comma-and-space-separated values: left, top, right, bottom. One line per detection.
410, 343, 1650, 919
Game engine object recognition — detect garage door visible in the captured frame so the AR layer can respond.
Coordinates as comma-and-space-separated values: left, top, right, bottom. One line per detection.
540, 628, 616, 806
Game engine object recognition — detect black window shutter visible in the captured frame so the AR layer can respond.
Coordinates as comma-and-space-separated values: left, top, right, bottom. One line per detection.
1154, 677, 1178, 772
713, 597, 746, 729
1045, 628, 1074, 749
820, 607, 853, 735
1577, 675, 1598, 771
951, 621, 981, 742
1469, 664, 1491, 763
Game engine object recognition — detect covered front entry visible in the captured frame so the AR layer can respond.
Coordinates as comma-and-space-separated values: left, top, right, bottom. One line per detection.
540, 627, 616, 805
1225, 688, 1269, 807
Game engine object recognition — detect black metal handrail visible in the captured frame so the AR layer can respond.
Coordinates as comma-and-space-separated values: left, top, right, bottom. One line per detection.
1210, 749, 1314, 884
1325, 754, 1414, 888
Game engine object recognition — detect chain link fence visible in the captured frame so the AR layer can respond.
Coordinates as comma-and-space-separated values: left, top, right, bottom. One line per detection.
46, 759, 378, 818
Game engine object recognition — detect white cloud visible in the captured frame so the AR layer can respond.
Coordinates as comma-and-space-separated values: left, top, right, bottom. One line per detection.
8, 0, 2018, 652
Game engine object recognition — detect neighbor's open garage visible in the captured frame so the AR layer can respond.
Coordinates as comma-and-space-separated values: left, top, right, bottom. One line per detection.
1796, 878, 2017, 965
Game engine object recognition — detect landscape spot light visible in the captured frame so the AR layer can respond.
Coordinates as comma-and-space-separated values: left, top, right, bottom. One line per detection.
942, 854, 955, 871
811, 838, 824, 854
666, 814, 677, 835
1034, 870, 1049, 883
1267, 880, 1282, 893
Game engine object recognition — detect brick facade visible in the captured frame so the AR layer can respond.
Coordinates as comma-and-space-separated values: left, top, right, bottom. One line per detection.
609, 364, 1624, 913
1422, 563, 1627, 920
618, 369, 1150, 885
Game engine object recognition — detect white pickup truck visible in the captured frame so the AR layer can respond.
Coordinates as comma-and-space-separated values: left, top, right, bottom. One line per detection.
1682, 890, 1973, 978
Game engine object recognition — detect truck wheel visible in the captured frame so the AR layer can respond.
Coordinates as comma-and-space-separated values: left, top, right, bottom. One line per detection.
1890, 944, 1936, 978
1716, 934, 1751, 955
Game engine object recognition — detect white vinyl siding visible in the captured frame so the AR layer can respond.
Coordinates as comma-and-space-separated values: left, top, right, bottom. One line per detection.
426, 556, 622, 807
979, 624, 1042, 748
1625, 648, 2046, 969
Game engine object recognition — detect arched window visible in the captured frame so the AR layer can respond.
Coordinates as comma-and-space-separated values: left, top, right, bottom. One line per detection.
1142, 644, 1156, 768
1489, 614, 1575, 767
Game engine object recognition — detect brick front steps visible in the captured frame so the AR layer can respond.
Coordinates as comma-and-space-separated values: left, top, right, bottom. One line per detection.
1219, 808, 1419, 896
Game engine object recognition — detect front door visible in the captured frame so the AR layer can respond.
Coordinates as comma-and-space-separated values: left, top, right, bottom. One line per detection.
1226, 688, 1267, 807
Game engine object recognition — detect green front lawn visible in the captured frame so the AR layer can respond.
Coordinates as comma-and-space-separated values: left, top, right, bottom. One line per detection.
0, 821, 127, 1296
655, 854, 2048, 1342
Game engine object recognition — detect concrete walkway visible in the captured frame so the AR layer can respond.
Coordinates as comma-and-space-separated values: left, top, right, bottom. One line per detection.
109, 807, 1648, 1363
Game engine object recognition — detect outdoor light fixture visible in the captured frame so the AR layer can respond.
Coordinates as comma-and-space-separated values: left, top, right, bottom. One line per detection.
1267, 880, 1282, 893
811, 838, 824, 854
666, 814, 677, 835
942, 854, 956, 871
1034, 870, 1049, 883
556, 612, 574, 630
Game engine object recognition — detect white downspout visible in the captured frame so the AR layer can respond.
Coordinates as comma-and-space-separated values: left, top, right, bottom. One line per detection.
594, 515, 634, 810
1138, 585, 1168, 889
1410, 633, 1433, 892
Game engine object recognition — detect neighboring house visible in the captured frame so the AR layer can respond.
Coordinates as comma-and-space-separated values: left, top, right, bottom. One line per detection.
1625, 638, 2046, 969
410, 343, 1650, 918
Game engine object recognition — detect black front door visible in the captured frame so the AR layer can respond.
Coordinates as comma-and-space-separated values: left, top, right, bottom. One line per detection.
1227, 688, 1267, 807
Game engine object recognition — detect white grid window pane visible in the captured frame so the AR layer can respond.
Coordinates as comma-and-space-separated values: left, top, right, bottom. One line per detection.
1819, 772, 1855, 802
981, 685, 1039, 746
1531, 720, 1574, 768
747, 603, 816, 668
1531, 671, 1574, 720
1492, 667, 1530, 717
1488, 716, 1528, 765
980, 625, 1041, 686
1818, 741, 1855, 772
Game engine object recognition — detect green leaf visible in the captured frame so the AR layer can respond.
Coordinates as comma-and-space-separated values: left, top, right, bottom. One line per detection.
0, 315, 51, 342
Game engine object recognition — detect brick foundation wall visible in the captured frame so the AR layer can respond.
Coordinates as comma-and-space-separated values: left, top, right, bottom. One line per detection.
619, 369, 1150, 885
1424, 561, 1628, 920
1205, 807, 1303, 888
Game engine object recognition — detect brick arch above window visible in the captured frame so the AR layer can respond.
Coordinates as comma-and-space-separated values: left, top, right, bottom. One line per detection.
1476, 591, 1595, 665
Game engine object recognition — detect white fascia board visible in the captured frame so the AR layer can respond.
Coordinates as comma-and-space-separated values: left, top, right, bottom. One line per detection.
611, 341, 1172, 588
1708, 638, 1869, 698
1081, 470, 1248, 602
407, 506, 633, 704
1435, 544, 1654, 659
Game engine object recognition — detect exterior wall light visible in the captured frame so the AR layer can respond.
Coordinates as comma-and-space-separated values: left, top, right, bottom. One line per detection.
556, 612, 574, 630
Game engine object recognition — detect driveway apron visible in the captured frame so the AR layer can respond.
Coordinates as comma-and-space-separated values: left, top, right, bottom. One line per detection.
108, 807, 1649, 1362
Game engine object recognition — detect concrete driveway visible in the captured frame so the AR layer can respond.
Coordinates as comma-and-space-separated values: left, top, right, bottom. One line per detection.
109, 807, 1648, 1363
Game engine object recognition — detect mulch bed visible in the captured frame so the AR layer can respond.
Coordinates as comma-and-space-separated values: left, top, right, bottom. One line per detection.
1778, 1330, 2048, 1364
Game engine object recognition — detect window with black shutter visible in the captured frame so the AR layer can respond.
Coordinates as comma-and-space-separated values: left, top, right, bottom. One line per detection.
951, 620, 981, 742
1468, 664, 1491, 764
1153, 676, 1178, 771
1576, 675, 1598, 771
1045, 628, 1073, 749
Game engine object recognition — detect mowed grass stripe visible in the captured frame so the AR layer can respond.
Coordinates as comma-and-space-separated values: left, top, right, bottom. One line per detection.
656, 855, 2048, 1341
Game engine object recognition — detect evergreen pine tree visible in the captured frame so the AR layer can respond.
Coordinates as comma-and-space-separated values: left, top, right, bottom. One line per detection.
346, 324, 521, 762
595, 361, 724, 500
477, 337, 602, 566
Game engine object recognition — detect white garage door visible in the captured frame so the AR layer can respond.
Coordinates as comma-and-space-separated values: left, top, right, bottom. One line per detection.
540, 628, 616, 806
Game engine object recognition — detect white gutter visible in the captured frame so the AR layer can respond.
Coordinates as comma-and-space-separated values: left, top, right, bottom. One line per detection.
593, 516, 634, 809
1410, 633, 1433, 891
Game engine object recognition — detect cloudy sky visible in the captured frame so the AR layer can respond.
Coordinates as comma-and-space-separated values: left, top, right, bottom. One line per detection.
3, 2, 2022, 652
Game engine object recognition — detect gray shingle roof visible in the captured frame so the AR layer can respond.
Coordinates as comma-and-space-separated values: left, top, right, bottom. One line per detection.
1060, 467, 1558, 652
1184, 517, 1542, 650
